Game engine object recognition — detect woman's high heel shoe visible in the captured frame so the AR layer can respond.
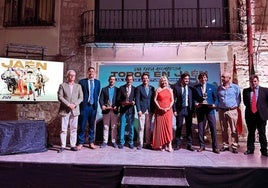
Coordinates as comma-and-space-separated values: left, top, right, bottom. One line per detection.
167, 143, 173, 152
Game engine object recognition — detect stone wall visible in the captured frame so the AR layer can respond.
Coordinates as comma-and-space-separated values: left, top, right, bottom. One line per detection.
0, 0, 89, 144
231, 0, 268, 137
46, 0, 89, 144
234, 0, 268, 88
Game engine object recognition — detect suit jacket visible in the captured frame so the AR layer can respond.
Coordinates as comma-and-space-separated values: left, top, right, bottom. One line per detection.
117, 84, 136, 114
99, 86, 119, 114
173, 84, 196, 113
194, 82, 218, 114
243, 86, 268, 121
135, 84, 155, 113
58, 82, 83, 116
79, 78, 101, 110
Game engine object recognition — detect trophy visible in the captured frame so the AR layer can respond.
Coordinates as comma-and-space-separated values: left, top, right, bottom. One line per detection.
122, 87, 131, 106
125, 89, 130, 102
202, 92, 208, 104
106, 100, 112, 110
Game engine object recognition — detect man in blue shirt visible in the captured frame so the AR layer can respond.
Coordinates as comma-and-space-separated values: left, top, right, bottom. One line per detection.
217, 72, 241, 154
99, 75, 119, 148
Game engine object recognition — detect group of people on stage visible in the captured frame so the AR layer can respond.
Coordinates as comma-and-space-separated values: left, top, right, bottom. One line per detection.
57, 67, 268, 157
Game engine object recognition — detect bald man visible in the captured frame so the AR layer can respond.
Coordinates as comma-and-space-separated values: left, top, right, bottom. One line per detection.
217, 72, 241, 154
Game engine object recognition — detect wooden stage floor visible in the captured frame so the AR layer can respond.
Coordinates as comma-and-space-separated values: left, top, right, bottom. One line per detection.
0, 141, 267, 168
0, 141, 267, 188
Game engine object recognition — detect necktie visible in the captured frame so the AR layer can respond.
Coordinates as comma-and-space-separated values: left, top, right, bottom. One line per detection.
182, 86, 186, 107
251, 89, 257, 113
90, 80, 94, 104
125, 86, 130, 102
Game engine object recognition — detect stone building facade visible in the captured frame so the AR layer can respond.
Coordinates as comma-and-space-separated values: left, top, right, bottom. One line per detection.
0, 0, 268, 144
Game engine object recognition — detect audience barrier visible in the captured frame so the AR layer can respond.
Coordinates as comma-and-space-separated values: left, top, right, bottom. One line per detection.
0, 120, 47, 155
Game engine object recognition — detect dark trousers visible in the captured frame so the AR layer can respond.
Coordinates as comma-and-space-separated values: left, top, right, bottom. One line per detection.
175, 107, 193, 147
245, 112, 267, 153
197, 110, 218, 149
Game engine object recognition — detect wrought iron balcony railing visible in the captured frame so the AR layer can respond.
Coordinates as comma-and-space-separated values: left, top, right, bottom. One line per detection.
81, 7, 242, 44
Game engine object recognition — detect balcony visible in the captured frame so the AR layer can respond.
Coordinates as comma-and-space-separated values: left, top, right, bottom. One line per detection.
81, 8, 242, 44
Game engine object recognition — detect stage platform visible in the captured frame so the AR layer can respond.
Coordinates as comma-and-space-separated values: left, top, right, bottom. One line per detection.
0, 141, 267, 188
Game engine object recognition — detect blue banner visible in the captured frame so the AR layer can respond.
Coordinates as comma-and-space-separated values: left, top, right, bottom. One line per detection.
95, 63, 221, 141
99, 63, 220, 88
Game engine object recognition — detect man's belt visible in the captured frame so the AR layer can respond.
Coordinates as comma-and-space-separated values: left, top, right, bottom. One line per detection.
219, 107, 237, 111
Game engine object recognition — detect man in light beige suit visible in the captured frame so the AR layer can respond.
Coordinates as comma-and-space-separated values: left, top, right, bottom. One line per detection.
57, 70, 83, 153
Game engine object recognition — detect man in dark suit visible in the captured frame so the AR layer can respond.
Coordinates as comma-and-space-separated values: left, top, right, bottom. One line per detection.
173, 72, 196, 151
117, 74, 136, 149
77, 67, 101, 150
135, 73, 155, 150
99, 75, 119, 148
194, 72, 219, 154
243, 74, 268, 156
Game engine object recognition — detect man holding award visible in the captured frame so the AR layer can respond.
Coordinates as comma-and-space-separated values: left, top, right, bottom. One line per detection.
99, 75, 119, 148
194, 72, 220, 154
117, 74, 136, 149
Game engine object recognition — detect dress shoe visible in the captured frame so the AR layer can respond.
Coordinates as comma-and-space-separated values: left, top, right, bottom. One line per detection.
57, 147, 64, 153
187, 146, 195, 151
77, 144, 83, 150
174, 145, 181, 151
112, 143, 118, 148
46, 143, 53, 148
212, 148, 220, 154
244, 150, 254, 155
70, 147, 78, 151
160, 146, 165, 151
261, 152, 268, 157
89, 143, 96, 149
220, 146, 229, 152
145, 144, 152, 149
100, 143, 107, 148
197, 147, 205, 152
137, 145, 142, 150
232, 148, 238, 154
118, 144, 124, 149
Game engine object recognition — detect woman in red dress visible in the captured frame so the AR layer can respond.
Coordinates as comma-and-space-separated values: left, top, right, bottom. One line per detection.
152, 76, 174, 152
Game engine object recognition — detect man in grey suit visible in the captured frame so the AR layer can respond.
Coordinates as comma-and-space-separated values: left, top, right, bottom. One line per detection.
57, 70, 83, 153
